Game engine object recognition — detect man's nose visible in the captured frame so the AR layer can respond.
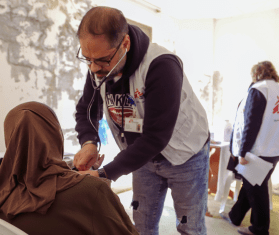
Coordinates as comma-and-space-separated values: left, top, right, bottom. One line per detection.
89, 62, 102, 73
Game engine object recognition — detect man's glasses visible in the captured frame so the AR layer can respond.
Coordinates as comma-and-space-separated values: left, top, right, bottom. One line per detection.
87, 47, 127, 90
76, 36, 125, 67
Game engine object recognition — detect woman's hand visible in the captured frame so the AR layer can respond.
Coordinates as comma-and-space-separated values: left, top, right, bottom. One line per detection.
238, 156, 248, 165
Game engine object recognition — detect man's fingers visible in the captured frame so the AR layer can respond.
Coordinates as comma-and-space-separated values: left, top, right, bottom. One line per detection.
97, 154, 105, 163
78, 156, 95, 170
92, 154, 105, 170
74, 153, 94, 170
73, 144, 99, 170
86, 157, 97, 170
73, 152, 80, 166
79, 170, 99, 177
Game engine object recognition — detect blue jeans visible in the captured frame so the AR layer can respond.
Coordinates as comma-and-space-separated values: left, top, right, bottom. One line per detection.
132, 141, 210, 235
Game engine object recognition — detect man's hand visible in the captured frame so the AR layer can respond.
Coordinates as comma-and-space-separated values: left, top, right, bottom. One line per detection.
92, 154, 105, 170
239, 156, 249, 165
74, 144, 98, 171
79, 170, 99, 177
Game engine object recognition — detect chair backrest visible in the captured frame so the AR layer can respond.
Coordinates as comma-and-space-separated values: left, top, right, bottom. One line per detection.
0, 219, 28, 235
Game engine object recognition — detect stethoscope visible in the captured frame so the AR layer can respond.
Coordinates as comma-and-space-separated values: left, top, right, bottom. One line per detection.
86, 48, 128, 151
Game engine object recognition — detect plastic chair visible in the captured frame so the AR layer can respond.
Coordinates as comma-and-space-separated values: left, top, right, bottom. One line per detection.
0, 219, 28, 235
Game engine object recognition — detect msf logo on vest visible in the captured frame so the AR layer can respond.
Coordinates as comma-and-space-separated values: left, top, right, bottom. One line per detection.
134, 88, 144, 99
273, 96, 279, 114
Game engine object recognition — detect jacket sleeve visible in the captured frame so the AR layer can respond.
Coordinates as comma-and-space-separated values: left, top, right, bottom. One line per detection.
239, 88, 266, 157
229, 128, 234, 154
103, 55, 183, 181
75, 72, 103, 146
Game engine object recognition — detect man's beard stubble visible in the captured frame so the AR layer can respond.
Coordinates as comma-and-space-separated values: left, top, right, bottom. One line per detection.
95, 51, 127, 81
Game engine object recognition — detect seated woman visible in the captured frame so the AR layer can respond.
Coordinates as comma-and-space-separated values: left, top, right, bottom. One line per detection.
0, 101, 138, 235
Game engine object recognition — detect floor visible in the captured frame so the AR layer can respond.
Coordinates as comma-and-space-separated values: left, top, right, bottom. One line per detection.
117, 189, 240, 235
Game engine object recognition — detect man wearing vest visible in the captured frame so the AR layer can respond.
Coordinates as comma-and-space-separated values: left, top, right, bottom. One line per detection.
73, 6, 210, 235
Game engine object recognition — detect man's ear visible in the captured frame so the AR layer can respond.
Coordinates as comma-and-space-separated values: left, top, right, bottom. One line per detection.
123, 34, 131, 52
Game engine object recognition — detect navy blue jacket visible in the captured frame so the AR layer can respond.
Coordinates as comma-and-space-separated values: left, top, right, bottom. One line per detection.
230, 87, 267, 158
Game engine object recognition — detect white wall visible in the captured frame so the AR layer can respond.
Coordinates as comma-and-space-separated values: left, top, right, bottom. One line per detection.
173, 18, 215, 126
214, 8, 279, 124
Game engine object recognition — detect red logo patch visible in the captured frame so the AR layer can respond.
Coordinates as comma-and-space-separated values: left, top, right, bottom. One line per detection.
134, 88, 143, 99
273, 96, 279, 114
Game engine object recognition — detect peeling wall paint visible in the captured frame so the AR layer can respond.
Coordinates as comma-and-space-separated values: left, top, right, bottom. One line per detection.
0, 0, 99, 152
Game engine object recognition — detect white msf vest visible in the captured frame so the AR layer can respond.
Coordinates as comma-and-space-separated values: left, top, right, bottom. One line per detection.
232, 80, 279, 157
101, 43, 209, 165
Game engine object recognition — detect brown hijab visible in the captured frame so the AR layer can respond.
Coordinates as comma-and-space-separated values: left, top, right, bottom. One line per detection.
0, 102, 87, 219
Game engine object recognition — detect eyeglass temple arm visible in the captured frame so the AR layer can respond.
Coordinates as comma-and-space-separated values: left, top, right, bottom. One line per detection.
106, 49, 127, 78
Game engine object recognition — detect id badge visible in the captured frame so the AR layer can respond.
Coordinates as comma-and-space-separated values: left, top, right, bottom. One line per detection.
124, 118, 143, 133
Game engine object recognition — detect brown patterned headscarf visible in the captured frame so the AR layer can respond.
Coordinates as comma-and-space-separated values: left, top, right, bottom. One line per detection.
0, 102, 87, 219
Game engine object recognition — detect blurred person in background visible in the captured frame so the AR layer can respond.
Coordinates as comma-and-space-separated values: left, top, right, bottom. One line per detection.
221, 61, 279, 235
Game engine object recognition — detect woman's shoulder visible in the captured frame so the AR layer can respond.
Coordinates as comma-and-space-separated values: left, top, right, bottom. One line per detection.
69, 175, 110, 193
54, 176, 110, 202
251, 79, 278, 89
